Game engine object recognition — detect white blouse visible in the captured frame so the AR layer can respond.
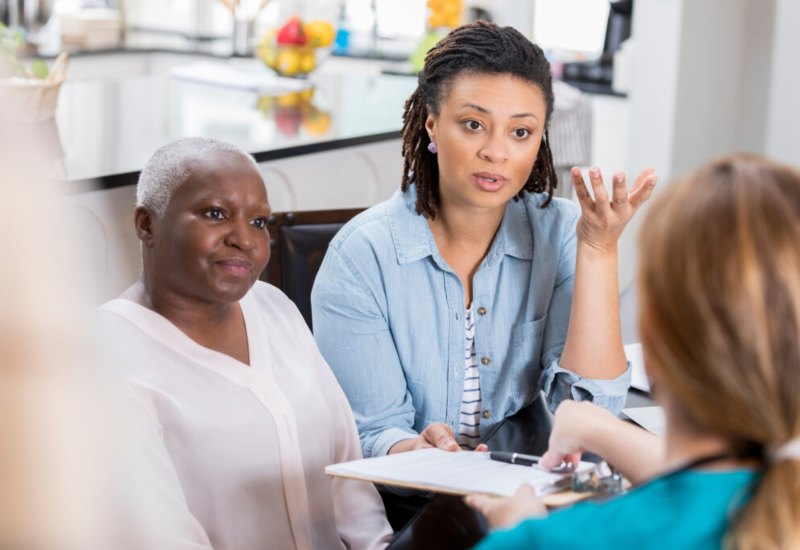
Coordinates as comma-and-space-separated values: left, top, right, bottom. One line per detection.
97, 281, 392, 550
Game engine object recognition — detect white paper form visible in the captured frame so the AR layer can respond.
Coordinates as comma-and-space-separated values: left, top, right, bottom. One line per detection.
325, 448, 593, 497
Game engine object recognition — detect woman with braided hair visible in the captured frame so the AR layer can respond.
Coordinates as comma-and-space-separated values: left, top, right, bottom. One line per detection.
312, 21, 656, 458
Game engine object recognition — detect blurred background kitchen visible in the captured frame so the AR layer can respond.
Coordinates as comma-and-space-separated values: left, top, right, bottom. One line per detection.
0, 0, 798, 301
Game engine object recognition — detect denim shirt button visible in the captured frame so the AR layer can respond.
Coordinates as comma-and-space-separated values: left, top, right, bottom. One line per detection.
482, 410, 490, 419
477, 306, 487, 315
481, 356, 490, 366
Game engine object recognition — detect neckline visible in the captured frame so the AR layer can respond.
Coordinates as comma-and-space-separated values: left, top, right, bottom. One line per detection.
659, 450, 760, 481
103, 284, 272, 386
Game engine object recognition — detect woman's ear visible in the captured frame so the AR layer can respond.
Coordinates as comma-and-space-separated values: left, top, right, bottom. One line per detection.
425, 112, 437, 142
134, 206, 155, 247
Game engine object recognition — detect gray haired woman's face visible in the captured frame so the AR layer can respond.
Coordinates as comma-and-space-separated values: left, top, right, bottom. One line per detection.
143, 151, 271, 306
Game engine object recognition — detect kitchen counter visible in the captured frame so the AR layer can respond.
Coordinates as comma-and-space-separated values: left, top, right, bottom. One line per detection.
58, 51, 416, 302
51, 51, 417, 190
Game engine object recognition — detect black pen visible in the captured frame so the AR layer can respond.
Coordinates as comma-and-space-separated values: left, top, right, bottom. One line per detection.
488, 451, 541, 467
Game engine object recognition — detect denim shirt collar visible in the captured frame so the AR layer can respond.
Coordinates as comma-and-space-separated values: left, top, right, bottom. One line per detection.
387, 185, 534, 267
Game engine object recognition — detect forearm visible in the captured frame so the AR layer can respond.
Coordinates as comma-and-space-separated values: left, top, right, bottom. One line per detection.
579, 408, 665, 484
388, 437, 421, 454
560, 241, 626, 379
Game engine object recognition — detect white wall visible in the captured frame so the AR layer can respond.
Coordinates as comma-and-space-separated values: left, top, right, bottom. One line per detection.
618, 0, 683, 289
764, 0, 800, 165
619, 0, 799, 290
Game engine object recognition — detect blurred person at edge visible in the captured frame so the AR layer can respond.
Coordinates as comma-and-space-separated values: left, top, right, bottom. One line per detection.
467, 154, 800, 549
94, 137, 392, 549
0, 103, 106, 547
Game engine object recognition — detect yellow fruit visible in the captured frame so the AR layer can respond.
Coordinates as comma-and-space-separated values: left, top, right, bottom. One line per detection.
258, 45, 279, 69
260, 28, 277, 46
298, 87, 314, 102
304, 20, 335, 47
276, 48, 301, 76
427, 0, 461, 28
256, 95, 275, 112
299, 50, 316, 74
276, 91, 301, 108
427, 13, 445, 27
303, 108, 332, 136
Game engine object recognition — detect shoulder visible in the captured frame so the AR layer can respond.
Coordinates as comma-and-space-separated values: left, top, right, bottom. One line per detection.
521, 193, 580, 229
324, 188, 426, 273
328, 191, 400, 251
247, 281, 307, 326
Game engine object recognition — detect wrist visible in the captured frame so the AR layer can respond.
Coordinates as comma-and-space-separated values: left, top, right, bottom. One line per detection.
576, 402, 616, 454
577, 239, 619, 261
388, 436, 419, 454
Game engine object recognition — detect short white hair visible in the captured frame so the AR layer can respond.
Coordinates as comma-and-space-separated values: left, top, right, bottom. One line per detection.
136, 137, 259, 217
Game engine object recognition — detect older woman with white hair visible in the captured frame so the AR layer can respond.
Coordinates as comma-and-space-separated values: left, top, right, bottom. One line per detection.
95, 137, 392, 550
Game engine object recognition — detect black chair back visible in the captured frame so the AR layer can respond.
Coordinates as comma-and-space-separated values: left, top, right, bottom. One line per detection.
261, 208, 364, 329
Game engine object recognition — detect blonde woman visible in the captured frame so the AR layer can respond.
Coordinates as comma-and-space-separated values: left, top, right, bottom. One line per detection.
467, 154, 800, 549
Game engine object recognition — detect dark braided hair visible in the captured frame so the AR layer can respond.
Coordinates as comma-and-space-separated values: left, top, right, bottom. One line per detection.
401, 21, 558, 218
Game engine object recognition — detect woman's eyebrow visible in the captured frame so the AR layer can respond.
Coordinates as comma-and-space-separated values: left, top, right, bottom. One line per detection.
461, 102, 489, 113
459, 103, 539, 120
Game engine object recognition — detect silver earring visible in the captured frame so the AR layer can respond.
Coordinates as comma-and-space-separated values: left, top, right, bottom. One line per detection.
427, 142, 438, 154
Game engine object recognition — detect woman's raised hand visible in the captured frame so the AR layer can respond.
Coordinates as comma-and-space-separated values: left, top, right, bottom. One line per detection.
572, 166, 657, 252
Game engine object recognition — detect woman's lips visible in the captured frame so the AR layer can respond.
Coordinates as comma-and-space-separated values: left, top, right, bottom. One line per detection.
473, 172, 507, 192
218, 259, 253, 277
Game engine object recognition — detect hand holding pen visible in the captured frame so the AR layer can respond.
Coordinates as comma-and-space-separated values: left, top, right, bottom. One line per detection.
489, 451, 575, 473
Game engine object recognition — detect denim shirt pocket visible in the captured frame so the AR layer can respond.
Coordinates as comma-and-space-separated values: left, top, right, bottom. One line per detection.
509, 315, 548, 402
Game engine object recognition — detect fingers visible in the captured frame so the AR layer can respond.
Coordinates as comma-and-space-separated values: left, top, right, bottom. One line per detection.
463, 494, 494, 517
421, 423, 459, 452
512, 484, 538, 500
540, 450, 581, 471
611, 172, 628, 207
465, 485, 546, 529
572, 166, 657, 209
474, 443, 489, 452
587, 167, 609, 204
571, 167, 592, 206
633, 166, 656, 191
539, 449, 569, 470
628, 170, 657, 209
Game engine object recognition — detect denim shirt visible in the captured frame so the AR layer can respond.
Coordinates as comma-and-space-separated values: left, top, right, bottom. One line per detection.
311, 187, 631, 457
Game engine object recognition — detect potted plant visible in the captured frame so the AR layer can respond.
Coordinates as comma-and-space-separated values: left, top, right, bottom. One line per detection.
0, 22, 68, 122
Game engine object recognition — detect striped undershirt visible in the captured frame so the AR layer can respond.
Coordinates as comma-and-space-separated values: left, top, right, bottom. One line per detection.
457, 307, 482, 450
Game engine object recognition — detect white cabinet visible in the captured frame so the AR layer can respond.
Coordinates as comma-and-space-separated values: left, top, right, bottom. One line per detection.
257, 139, 402, 212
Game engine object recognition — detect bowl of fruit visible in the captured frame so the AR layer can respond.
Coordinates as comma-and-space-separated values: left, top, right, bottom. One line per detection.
256, 88, 332, 138
257, 17, 335, 78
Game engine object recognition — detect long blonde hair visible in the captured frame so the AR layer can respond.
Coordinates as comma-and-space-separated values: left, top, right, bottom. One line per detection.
638, 154, 800, 549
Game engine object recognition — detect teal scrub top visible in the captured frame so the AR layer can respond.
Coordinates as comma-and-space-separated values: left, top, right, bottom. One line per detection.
475, 469, 757, 550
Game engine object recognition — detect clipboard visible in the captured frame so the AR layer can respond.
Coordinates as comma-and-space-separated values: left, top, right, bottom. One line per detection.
325, 448, 595, 507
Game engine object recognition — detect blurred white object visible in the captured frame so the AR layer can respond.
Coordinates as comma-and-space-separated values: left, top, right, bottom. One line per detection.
624, 342, 649, 392
613, 38, 633, 94
169, 61, 312, 94
622, 406, 666, 436
60, 8, 121, 49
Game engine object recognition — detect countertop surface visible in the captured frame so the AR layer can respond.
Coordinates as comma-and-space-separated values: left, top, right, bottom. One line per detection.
45, 50, 417, 189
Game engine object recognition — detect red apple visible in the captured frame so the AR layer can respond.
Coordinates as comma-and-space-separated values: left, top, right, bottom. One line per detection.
277, 17, 306, 45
